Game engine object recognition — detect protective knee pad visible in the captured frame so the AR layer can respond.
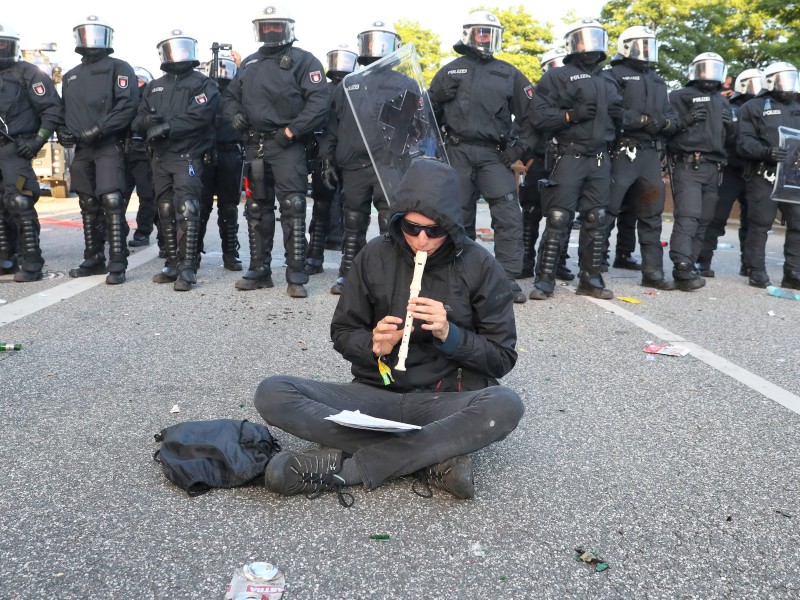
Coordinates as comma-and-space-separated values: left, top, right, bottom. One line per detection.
582, 207, 607, 232
78, 195, 101, 214
8, 194, 35, 215
546, 208, 571, 231
278, 193, 307, 219
343, 208, 369, 233
100, 192, 126, 214
177, 198, 200, 221
158, 200, 176, 222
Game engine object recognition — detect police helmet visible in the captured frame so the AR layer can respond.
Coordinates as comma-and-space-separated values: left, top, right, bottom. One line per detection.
617, 25, 657, 63
252, 4, 296, 47
73, 15, 114, 50
462, 11, 503, 57
327, 44, 357, 76
133, 66, 154, 86
687, 52, 727, 84
563, 19, 608, 59
540, 48, 567, 73
734, 68, 762, 96
0, 23, 20, 64
762, 62, 799, 94
357, 20, 401, 60
157, 29, 198, 66
216, 55, 238, 80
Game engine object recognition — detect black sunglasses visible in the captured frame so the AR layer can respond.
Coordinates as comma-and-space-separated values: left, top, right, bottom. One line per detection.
400, 219, 447, 238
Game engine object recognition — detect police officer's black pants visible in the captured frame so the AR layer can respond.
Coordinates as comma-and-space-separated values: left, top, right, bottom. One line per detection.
699, 166, 748, 267
744, 176, 800, 273
668, 162, 719, 266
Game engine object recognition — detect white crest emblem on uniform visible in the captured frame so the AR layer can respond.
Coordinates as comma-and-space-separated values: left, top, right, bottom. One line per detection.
117, 76, 129, 89
524, 85, 533, 99
32, 82, 45, 96
194, 93, 208, 104
310, 71, 322, 83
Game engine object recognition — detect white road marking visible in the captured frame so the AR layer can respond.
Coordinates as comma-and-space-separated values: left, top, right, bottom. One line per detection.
582, 295, 800, 416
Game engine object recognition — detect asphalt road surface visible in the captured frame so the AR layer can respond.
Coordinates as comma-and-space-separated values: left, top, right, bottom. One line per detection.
1, 195, 798, 599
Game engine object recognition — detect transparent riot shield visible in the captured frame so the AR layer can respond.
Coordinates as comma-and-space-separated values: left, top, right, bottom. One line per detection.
343, 43, 448, 204
772, 125, 800, 204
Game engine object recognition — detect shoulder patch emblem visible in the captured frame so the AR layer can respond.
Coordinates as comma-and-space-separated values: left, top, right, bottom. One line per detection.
524, 85, 533, 99
32, 81, 45, 96
194, 93, 208, 104
310, 70, 322, 83
117, 75, 129, 89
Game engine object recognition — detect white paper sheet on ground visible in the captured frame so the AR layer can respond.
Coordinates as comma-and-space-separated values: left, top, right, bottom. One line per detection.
324, 410, 422, 432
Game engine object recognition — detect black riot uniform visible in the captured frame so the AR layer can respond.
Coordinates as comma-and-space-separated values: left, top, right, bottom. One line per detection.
199, 78, 244, 272
696, 91, 754, 277
666, 82, 733, 290
529, 52, 623, 300
125, 85, 159, 250
737, 89, 800, 289
61, 53, 138, 284
133, 66, 218, 291
223, 45, 330, 297
604, 55, 678, 289
0, 60, 63, 281
428, 41, 532, 303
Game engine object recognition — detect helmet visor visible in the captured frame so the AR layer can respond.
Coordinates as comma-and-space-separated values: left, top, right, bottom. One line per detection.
772, 70, 799, 92
737, 75, 762, 95
689, 59, 726, 83
74, 24, 113, 49
566, 26, 607, 55
254, 20, 294, 46
0, 38, 18, 61
158, 37, 197, 64
357, 31, 400, 59
327, 49, 357, 74
463, 26, 502, 55
624, 37, 657, 62
216, 57, 237, 80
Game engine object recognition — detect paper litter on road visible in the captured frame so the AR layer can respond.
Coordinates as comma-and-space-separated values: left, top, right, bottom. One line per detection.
325, 410, 421, 432
643, 342, 690, 357
616, 296, 642, 304
170, 404, 180, 414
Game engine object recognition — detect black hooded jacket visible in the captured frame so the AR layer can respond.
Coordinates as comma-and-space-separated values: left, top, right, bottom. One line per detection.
330, 158, 517, 392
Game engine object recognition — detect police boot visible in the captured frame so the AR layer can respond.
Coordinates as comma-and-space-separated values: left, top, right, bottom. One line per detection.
576, 208, 613, 299
529, 210, 568, 300
70, 197, 106, 277
236, 199, 274, 290
174, 199, 200, 291
304, 203, 329, 275
0, 219, 18, 274
11, 196, 44, 282
509, 278, 527, 304
517, 208, 537, 279
280, 193, 310, 298
332, 209, 369, 295
324, 192, 343, 250
781, 267, 800, 290
218, 203, 242, 271
641, 270, 676, 291
613, 253, 642, 270
695, 259, 715, 278
748, 269, 770, 289
102, 193, 129, 285
153, 205, 179, 284
673, 262, 706, 291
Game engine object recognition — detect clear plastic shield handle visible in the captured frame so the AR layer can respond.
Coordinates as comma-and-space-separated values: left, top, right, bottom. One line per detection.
772, 125, 800, 204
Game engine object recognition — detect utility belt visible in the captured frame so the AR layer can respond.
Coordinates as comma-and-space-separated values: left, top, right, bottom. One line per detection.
613, 137, 661, 161
216, 142, 242, 153
670, 152, 725, 170
546, 140, 607, 171
445, 133, 505, 151
0, 134, 14, 147
743, 161, 777, 183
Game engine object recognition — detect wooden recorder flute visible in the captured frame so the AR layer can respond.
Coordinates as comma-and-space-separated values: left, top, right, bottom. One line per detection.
395, 250, 428, 371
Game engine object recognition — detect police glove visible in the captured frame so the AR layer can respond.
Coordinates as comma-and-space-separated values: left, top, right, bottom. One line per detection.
438, 76, 460, 102
16, 131, 49, 160
275, 128, 293, 148
566, 103, 597, 124
499, 144, 525, 168
231, 112, 250, 131
721, 109, 733, 124
681, 107, 708, 127
80, 124, 102, 145
146, 122, 171, 141
642, 115, 663, 135
321, 158, 339, 191
57, 127, 77, 148
767, 146, 788, 163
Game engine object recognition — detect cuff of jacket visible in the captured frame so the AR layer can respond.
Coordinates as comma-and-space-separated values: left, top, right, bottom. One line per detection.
433, 322, 462, 357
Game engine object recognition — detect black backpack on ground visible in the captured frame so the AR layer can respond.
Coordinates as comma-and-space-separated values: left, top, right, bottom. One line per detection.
154, 419, 281, 496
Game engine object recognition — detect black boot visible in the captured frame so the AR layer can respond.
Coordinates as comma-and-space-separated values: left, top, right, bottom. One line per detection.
70, 199, 106, 277
12, 196, 45, 282
153, 206, 179, 284
236, 200, 275, 290
613, 254, 642, 270
529, 210, 569, 300
673, 262, 706, 291
781, 268, 800, 290
576, 208, 613, 299
0, 217, 18, 274
695, 260, 715, 278
103, 193, 129, 285
174, 200, 200, 291
280, 193, 310, 298
218, 204, 242, 271
641, 270, 676, 290
333, 209, 368, 295
305, 195, 330, 275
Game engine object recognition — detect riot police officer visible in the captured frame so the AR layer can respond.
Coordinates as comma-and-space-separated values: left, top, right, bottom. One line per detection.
126, 67, 159, 250
304, 43, 356, 277
529, 19, 623, 300
198, 51, 244, 272
60, 15, 138, 285
604, 26, 677, 290
696, 68, 761, 277
321, 21, 400, 296
666, 52, 734, 291
737, 62, 800, 289
132, 29, 218, 292
223, 4, 330, 298
0, 23, 63, 282
428, 11, 532, 304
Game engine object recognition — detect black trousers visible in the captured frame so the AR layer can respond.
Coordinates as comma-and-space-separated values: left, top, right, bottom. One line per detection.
126, 154, 157, 235
698, 165, 748, 266
744, 175, 800, 272
668, 161, 719, 266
